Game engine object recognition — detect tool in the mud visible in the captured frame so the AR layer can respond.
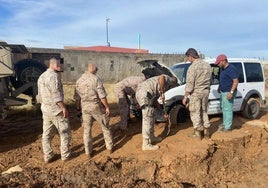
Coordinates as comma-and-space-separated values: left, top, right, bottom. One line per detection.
162, 115, 171, 136
162, 99, 171, 137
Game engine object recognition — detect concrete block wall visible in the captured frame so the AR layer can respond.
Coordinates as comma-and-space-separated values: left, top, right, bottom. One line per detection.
28, 48, 185, 84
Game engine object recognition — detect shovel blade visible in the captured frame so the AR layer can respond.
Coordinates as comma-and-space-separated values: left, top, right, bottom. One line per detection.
163, 125, 170, 136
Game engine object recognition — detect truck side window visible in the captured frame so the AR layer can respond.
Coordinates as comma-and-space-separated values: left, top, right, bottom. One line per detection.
244, 63, 264, 82
230, 62, 244, 83
210, 65, 220, 85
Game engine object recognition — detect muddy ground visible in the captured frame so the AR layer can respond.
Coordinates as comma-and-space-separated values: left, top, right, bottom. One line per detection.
0, 85, 268, 188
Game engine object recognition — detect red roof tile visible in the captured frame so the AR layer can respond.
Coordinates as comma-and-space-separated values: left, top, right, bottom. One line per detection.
69, 46, 149, 53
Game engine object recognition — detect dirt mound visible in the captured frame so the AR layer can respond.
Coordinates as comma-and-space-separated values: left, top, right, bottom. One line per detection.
1, 103, 268, 187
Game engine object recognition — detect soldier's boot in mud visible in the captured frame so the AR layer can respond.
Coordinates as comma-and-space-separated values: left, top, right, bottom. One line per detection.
204, 128, 210, 139
108, 148, 114, 154
149, 134, 162, 144
142, 138, 159, 151
188, 128, 202, 140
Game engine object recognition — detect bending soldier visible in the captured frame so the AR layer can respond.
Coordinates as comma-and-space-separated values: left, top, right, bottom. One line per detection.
136, 74, 177, 150
114, 76, 146, 131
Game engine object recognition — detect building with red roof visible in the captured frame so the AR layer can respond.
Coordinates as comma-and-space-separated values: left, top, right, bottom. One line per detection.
65, 45, 149, 54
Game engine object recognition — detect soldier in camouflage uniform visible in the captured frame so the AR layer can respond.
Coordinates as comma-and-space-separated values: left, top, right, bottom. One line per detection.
37, 57, 72, 163
76, 63, 113, 157
182, 48, 212, 139
114, 76, 146, 131
136, 74, 178, 150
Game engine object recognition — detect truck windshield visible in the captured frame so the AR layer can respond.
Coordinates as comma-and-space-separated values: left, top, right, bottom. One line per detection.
171, 63, 191, 85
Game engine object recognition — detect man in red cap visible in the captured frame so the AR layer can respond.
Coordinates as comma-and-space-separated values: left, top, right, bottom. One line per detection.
215, 54, 239, 131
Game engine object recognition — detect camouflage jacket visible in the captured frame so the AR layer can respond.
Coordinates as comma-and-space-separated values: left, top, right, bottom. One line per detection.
114, 76, 145, 97
37, 69, 64, 116
75, 72, 107, 108
136, 74, 174, 106
185, 59, 212, 95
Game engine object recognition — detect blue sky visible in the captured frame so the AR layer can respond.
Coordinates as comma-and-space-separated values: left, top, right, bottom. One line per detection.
0, 0, 267, 59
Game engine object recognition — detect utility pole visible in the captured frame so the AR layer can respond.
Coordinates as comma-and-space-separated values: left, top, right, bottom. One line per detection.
106, 18, 110, 47
138, 34, 141, 50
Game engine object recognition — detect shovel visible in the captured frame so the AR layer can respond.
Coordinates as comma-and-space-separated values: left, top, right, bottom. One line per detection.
162, 100, 171, 137
162, 114, 171, 136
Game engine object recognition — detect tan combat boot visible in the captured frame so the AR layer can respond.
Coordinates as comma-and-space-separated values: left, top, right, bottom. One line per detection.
204, 128, 210, 139
188, 128, 202, 140
142, 138, 159, 150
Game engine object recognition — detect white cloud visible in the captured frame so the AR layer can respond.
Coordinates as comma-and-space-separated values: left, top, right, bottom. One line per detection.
0, 0, 267, 59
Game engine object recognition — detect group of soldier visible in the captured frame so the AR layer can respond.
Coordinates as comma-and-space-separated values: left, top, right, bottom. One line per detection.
37, 48, 237, 163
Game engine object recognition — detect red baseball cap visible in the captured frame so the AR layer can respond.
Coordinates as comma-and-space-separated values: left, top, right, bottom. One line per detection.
215, 54, 227, 65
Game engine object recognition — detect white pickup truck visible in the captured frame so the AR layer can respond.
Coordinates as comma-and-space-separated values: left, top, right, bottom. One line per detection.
136, 58, 266, 125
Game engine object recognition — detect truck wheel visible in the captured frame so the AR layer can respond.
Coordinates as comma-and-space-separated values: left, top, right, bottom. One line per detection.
10, 59, 47, 96
170, 104, 187, 126
0, 106, 8, 120
242, 98, 260, 119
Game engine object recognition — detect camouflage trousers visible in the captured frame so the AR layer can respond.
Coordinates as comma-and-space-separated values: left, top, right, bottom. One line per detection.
42, 115, 71, 161
82, 106, 113, 154
117, 93, 130, 130
141, 106, 156, 139
189, 90, 210, 129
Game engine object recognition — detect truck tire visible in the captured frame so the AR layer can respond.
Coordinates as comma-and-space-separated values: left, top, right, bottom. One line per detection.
242, 98, 260, 119
10, 59, 47, 96
169, 104, 187, 125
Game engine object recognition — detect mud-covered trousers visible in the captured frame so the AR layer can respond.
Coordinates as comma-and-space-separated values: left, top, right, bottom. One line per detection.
116, 91, 130, 130
42, 115, 71, 161
189, 90, 210, 129
82, 106, 113, 154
